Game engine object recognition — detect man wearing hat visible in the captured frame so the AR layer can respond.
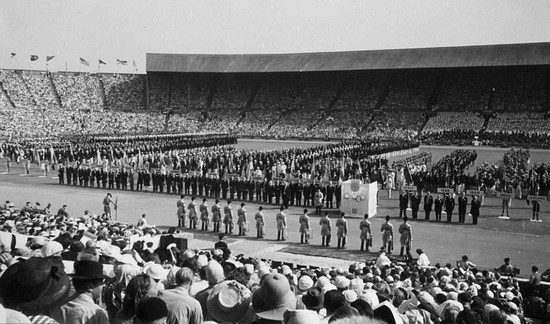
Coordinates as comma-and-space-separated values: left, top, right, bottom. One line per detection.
336, 212, 348, 249
398, 217, 413, 259
51, 260, 109, 324
177, 194, 186, 227
299, 209, 311, 244
103, 193, 115, 221
380, 215, 393, 254
237, 202, 248, 236
255, 206, 265, 238
359, 213, 372, 252
211, 199, 222, 232
188, 197, 198, 229
0, 257, 72, 320
253, 273, 296, 323
319, 211, 332, 247
223, 200, 234, 234
206, 280, 252, 323
276, 206, 287, 241
158, 267, 203, 324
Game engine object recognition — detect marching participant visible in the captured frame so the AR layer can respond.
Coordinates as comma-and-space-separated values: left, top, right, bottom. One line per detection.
176, 194, 186, 227
319, 211, 332, 247
380, 215, 393, 254
200, 198, 209, 231
188, 196, 198, 229
223, 200, 234, 234
237, 203, 247, 236
398, 216, 413, 259
336, 212, 348, 249
211, 199, 222, 232
276, 206, 287, 241
359, 214, 372, 252
299, 209, 310, 244
255, 206, 265, 238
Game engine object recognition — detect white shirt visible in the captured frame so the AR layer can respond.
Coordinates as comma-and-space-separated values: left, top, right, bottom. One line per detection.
417, 253, 430, 267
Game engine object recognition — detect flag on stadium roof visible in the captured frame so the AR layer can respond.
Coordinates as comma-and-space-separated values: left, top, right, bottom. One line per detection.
117, 59, 128, 65
99, 59, 107, 65
80, 57, 89, 66
10, 53, 16, 58
46, 56, 55, 62
133, 59, 137, 71
30, 55, 39, 61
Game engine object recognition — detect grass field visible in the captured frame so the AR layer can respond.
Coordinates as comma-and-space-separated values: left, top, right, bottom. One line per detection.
1, 140, 549, 273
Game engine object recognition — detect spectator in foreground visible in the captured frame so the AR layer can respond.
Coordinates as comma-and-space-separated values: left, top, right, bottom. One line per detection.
51, 260, 109, 324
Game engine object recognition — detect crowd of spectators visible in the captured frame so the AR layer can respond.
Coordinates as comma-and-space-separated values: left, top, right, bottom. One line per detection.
364, 111, 426, 141
436, 70, 495, 111
0, 70, 37, 108
384, 71, 435, 111
2, 69, 550, 144
101, 74, 145, 110
0, 200, 548, 324
53, 72, 103, 110
19, 71, 58, 108
420, 112, 486, 144
482, 113, 550, 147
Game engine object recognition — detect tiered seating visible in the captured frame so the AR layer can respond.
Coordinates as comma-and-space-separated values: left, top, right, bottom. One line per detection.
20, 71, 58, 108
52, 72, 102, 110
0, 70, 36, 108
101, 74, 145, 110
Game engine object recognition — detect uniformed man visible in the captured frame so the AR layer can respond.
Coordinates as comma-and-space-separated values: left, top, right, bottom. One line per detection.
58, 164, 65, 184
423, 192, 433, 220
188, 196, 198, 229
445, 193, 455, 222
398, 217, 412, 258
458, 192, 468, 223
211, 199, 222, 232
319, 211, 332, 247
336, 212, 348, 249
200, 198, 209, 231
399, 191, 408, 218
276, 206, 287, 241
434, 194, 443, 222
359, 214, 372, 252
410, 192, 420, 220
103, 193, 116, 220
255, 206, 265, 238
177, 194, 186, 227
380, 215, 393, 254
299, 209, 310, 244
223, 200, 234, 234
326, 182, 335, 209
314, 188, 324, 215
237, 202, 247, 236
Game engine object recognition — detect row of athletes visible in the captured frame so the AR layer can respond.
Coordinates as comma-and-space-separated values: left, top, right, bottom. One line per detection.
63, 165, 344, 208
174, 195, 414, 255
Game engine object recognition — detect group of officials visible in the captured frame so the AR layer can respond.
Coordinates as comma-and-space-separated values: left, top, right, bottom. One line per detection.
398, 191, 482, 225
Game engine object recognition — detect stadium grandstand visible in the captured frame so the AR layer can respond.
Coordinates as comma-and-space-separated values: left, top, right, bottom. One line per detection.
1, 42, 549, 145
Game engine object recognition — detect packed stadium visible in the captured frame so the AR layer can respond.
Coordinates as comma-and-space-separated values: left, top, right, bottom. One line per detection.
1, 1, 549, 323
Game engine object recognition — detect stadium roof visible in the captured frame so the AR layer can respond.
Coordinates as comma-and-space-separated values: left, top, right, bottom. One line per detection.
146, 42, 550, 73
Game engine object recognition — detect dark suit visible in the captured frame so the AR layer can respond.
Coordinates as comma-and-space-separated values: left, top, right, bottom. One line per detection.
470, 199, 481, 225
458, 196, 468, 223
423, 194, 433, 220
445, 196, 455, 222
434, 198, 443, 221
399, 193, 409, 218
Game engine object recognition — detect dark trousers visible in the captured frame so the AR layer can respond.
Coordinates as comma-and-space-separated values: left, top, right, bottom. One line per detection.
435, 211, 442, 221
399, 207, 407, 218
424, 210, 431, 220
458, 211, 466, 223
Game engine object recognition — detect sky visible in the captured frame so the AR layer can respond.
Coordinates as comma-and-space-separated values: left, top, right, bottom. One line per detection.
1, 0, 549, 73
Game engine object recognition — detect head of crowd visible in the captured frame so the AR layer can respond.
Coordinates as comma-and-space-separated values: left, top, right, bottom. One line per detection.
0, 201, 548, 324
